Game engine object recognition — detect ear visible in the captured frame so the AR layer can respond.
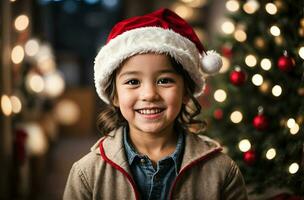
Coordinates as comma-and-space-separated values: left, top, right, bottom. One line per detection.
113, 95, 119, 107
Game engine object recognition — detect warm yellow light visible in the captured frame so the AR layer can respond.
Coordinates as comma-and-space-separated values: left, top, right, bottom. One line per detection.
230, 110, 243, 123
220, 57, 230, 73
299, 47, 304, 60
238, 139, 251, 152
226, 0, 239, 12
259, 81, 271, 93
260, 58, 272, 70
14, 14, 29, 31
44, 72, 65, 98
26, 73, 44, 93
214, 89, 227, 102
10, 96, 22, 114
245, 54, 257, 67
24, 123, 49, 156
234, 29, 247, 42
1, 95, 12, 116
287, 118, 296, 128
289, 163, 299, 174
183, 0, 207, 7
290, 124, 300, 135
265, 3, 277, 15
54, 99, 80, 125
272, 85, 282, 97
11, 45, 25, 64
270, 25, 281, 36
221, 21, 235, 34
252, 74, 264, 86
174, 5, 194, 20
25, 39, 40, 56
243, 0, 259, 14
266, 148, 276, 160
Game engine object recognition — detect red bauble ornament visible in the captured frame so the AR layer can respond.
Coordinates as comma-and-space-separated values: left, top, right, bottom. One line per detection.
230, 67, 247, 86
221, 46, 233, 58
213, 108, 223, 120
277, 53, 295, 72
253, 114, 268, 131
243, 150, 256, 165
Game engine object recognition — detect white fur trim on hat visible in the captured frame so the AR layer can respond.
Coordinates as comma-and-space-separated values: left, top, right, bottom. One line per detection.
94, 26, 207, 104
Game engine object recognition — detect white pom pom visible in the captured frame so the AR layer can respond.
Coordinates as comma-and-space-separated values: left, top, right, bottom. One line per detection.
201, 50, 223, 74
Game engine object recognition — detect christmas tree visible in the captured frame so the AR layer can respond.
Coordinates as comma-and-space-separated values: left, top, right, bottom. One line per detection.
205, 0, 304, 197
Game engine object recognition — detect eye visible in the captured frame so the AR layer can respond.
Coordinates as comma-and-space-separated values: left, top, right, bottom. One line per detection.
125, 79, 140, 85
157, 78, 175, 85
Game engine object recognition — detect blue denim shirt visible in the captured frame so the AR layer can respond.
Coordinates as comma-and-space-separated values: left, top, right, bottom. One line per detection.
123, 127, 184, 200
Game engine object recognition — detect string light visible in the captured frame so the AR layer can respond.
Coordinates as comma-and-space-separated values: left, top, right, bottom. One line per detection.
221, 20, 235, 34
299, 46, 304, 60
54, 99, 80, 125
238, 139, 251, 152
270, 25, 281, 36
252, 74, 263, 86
220, 57, 230, 73
26, 73, 44, 93
245, 54, 257, 67
226, 0, 240, 12
180, 0, 207, 8
214, 89, 227, 102
234, 29, 247, 42
265, 3, 277, 15
266, 148, 276, 160
290, 124, 300, 135
1, 95, 12, 116
230, 110, 243, 123
24, 123, 49, 156
260, 58, 272, 70
287, 118, 296, 128
10, 95, 22, 114
14, 14, 29, 31
272, 85, 282, 97
288, 163, 299, 174
243, 0, 259, 14
25, 39, 40, 57
43, 71, 65, 98
173, 5, 194, 20
11, 45, 25, 64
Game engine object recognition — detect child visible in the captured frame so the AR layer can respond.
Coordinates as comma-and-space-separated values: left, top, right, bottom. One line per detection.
63, 8, 248, 200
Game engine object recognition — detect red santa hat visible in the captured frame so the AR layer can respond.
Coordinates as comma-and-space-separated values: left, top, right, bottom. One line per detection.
94, 8, 222, 103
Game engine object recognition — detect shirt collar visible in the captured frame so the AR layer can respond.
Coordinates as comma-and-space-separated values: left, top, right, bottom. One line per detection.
123, 126, 185, 173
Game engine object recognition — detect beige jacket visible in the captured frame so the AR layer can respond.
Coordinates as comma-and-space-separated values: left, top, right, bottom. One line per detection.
63, 127, 248, 200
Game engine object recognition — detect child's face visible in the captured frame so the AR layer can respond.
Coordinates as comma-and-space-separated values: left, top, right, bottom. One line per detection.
114, 53, 187, 135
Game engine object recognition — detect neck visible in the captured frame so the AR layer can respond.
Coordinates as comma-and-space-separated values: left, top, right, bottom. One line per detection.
128, 125, 178, 164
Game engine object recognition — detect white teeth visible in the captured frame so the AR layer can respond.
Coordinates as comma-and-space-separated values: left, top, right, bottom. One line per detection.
138, 109, 162, 115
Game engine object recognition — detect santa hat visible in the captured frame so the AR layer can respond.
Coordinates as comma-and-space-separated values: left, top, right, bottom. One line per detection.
94, 8, 222, 104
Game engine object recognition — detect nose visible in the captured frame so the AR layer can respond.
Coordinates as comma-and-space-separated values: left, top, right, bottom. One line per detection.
140, 83, 160, 101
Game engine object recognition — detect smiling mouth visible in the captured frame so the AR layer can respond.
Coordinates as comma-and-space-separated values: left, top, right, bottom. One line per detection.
136, 108, 164, 115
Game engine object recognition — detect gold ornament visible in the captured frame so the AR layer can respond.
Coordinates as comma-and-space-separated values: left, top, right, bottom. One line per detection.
299, 27, 304, 37
259, 80, 271, 93
300, 18, 304, 27
274, 36, 283, 45
298, 87, 304, 96
255, 37, 265, 49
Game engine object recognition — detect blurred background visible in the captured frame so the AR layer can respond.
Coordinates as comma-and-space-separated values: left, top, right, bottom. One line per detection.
0, 0, 303, 199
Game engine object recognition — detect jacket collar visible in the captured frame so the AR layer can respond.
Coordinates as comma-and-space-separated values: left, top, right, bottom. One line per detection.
91, 127, 222, 173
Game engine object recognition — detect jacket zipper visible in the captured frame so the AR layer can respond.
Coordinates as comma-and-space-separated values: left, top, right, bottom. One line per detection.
99, 138, 140, 200
168, 148, 222, 200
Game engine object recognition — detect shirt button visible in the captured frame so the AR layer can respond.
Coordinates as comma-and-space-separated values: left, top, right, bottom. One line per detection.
140, 158, 145, 164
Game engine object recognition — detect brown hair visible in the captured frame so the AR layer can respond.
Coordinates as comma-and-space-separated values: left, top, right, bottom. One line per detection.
96, 56, 206, 135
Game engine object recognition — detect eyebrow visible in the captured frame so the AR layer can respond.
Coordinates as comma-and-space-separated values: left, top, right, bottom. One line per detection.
118, 69, 177, 79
